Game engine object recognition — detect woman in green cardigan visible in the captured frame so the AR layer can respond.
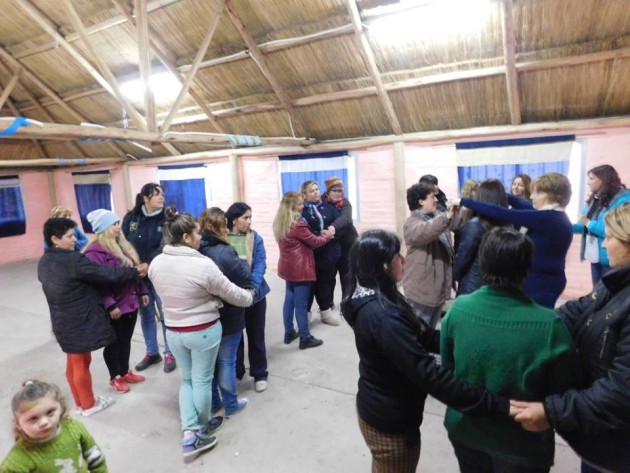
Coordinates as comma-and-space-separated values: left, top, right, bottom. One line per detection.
440, 227, 580, 473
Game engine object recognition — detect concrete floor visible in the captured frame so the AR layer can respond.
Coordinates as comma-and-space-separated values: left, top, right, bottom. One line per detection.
0, 259, 581, 472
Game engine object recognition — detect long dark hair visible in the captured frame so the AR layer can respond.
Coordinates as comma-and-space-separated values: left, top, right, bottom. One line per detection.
130, 182, 162, 214
587, 165, 625, 207
341, 229, 423, 334
471, 179, 509, 230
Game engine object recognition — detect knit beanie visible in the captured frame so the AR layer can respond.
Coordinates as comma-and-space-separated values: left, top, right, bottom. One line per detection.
325, 176, 343, 192
87, 209, 119, 234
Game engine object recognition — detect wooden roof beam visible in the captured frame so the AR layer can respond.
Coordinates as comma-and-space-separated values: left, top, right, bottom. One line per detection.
4, 96, 49, 160
57, 0, 147, 131
346, 0, 403, 135
160, 0, 224, 134
0, 121, 315, 147
0, 68, 21, 111
134, 0, 156, 132
500, 0, 521, 125
12, 0, 180, 61
224, 0, 310, 138
109, 0, 226, 134
601, 58, 622, 116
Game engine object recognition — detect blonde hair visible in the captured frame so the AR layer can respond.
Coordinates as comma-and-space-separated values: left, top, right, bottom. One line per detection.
199, 207, 227, 240
531, 173, 572, 207
12, 380, 67, 441
273, 192, 302, 242
605, 202, 630, 245
83, 226, 139, 266
51, 206, 72, 218
300, 180, 318, 198
460, 179, 480, 198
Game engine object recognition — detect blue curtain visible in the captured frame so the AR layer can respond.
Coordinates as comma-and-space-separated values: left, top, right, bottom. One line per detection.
74, 183, 112, 233
0, 176, 26, 238
279, 151, 350, 194
457, 162, 569, 193
158, 164, 206, 218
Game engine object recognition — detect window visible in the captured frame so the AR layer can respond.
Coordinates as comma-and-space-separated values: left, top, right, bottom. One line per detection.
278, 151, 359, 219
158, 164, 207, 217
72, 171, 113, 233
0, 176, 26, 237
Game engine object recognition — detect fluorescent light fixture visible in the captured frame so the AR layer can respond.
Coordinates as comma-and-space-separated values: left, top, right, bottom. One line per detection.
120, 71, 182, 102
368, 0, 493, 43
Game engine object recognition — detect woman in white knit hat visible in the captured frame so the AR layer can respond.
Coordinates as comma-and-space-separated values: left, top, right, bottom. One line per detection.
83, 209, 149, 395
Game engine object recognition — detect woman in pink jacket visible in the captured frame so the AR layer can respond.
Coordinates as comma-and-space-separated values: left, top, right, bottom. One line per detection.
273, 192, 333, 350
83, 209, 148, 394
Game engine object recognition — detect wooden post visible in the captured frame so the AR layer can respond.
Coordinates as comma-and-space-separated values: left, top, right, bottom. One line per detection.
393, 141, 406, 249
229, 153, 241, 202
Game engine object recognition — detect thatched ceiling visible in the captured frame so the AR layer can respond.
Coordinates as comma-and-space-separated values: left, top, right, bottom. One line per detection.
0, 0, 629, 167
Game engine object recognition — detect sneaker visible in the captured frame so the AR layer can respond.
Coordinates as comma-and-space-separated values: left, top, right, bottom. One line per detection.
73, 405, 83, 416
123, 370, 145, 383
109, 376, 130, 394
82, 396, 115, 417
135, 353, 162, 371
299, 335, 324, 350
225, 398, 248, 417
182, 432, 218, 463
254, 380, 268, 393
202, 416, 224, 436
320, 308, 340, 326
284, 331, 299, 344
164, 353, 176, 373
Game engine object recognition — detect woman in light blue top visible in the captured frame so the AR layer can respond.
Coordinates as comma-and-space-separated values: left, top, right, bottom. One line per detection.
574, 164, 630, 288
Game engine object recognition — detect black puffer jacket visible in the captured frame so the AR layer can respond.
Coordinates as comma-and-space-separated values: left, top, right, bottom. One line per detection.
544, 265, 630, 472
453, 217, 485, 296
199, 231, 251, 336
347, 287, 508, 442
122, 208, 165, 264
37, 248, 139, 353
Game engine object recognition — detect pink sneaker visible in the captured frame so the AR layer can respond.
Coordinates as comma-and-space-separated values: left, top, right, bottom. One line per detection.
109, 376, 130, 394
123, 370, 145, 383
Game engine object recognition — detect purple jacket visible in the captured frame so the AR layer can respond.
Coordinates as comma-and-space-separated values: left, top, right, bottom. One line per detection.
84, 242, 147, 314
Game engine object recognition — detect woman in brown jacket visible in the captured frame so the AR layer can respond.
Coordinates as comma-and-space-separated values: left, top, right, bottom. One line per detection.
273, 192, 333, 350
402, 182, 455, 328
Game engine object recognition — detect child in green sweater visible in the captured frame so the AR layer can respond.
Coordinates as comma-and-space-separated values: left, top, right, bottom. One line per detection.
441, 227, 580, 472
0, 380, 108, 473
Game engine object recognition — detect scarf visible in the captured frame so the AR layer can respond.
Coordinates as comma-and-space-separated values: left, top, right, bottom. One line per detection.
303, 201, 324, 232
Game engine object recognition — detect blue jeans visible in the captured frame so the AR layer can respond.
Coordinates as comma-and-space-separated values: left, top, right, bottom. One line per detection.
283, 281, 312, 339
211, 331, 242, 413
140, 281, 171, 356
166, 323, 222, 431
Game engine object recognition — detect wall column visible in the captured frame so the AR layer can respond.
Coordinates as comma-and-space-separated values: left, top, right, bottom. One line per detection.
229, 153, 242, 202
393, 141, 406, 248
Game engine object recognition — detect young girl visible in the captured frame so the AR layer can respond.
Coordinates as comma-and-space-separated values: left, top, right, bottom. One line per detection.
272, 192, 333, 350
1, 380, 108, 472
84, 209, 148, 394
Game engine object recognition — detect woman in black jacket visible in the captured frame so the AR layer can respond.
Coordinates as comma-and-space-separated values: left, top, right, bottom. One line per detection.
38, 218, 147, 417
122, 182, 176, 373
199, 207, 252, 417
514, 202, 630, 473
341, 229, 510, 473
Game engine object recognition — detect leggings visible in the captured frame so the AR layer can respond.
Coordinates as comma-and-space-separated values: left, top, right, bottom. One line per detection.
103, 310, 138, 379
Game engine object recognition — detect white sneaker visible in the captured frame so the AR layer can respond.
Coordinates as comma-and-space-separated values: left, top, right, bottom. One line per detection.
82, 396, 115, 417
254, 380, 268, 392
320, 309, 340, 326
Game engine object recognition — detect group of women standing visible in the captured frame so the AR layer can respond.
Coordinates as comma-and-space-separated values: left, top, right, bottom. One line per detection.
273, 177, 358, 349
346, 165, 630, 473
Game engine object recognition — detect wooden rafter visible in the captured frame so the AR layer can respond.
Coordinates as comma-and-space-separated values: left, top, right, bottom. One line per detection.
109, 0, 226, 134
4, 96, 48, 160
0, 121, 315, 147
58, 0, 147, 131
0, 68, 21, 111
161, 0, 224, 133
13, 0, 180, 61
346, 0, 403, 135
224, 0, 309, 137
500, 0, 521, 125
134, 0, 156, 132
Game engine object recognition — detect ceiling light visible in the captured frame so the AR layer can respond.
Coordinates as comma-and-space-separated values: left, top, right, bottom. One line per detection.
120, 71, 182, 102
368, 0, 493, 43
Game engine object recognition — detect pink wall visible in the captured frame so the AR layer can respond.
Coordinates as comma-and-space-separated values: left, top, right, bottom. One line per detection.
2, 127, 629, 304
